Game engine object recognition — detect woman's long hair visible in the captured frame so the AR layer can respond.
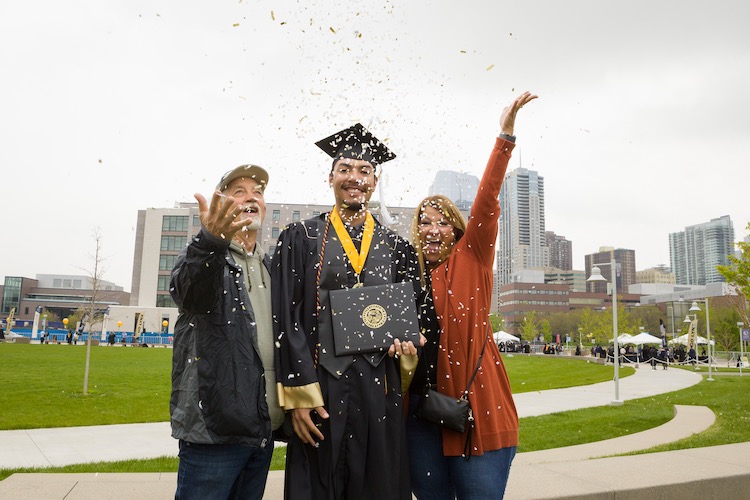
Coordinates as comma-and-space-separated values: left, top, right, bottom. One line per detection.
411, 195, 467, 287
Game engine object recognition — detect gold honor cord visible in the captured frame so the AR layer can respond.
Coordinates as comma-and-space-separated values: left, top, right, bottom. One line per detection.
329, 208, 375, 281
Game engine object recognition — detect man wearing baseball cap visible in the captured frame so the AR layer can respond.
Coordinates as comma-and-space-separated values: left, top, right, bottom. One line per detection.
170, 164, 282, 499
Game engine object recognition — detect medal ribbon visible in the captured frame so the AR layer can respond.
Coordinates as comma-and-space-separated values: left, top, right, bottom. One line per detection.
329, 208, 374, 276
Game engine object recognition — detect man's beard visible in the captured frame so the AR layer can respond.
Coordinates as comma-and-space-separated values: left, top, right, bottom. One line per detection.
341, 201, 365, 212
238, 210, 262, 231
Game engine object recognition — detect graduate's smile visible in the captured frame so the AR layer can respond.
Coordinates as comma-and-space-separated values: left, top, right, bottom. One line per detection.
329, 158, 377, 211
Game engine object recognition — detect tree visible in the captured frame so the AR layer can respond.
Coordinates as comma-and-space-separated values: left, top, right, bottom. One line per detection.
717, 222, 750, 328
540, 319, 552, 342
519, 311, 540, 342
546, 309, 582, 340
489, 314, 505, 333
627, 305, 664, 335
81, 227, 108, 396
710, 306, 742, 351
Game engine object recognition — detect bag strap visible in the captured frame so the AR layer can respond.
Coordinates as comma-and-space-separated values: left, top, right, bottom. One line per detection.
460, 327, 490, 399
461, 326, 492, 460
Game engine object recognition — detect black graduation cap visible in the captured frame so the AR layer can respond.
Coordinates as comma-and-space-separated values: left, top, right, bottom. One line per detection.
315, 123, 396, 168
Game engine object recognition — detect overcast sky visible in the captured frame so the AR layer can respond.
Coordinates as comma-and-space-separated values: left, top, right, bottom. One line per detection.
2, 0, 749, 292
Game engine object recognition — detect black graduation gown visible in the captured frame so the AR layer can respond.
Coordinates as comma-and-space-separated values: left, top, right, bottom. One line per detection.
272, 213, 419, 500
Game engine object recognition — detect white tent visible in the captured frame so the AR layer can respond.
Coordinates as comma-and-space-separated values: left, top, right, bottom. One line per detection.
493, 331, 521, 343
630, 332, 663, 345
615, 333, 634, 344
669, 334, 714, 346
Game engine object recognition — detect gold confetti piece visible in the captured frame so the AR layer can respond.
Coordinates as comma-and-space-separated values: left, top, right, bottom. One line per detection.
330, 27, 336, 33
357, 33, 362, 38
280, 21, 287, 25
460, 50, 466, 53
271, 10, 275, 20
486, 64, 495, 71
233, 23, 239, 27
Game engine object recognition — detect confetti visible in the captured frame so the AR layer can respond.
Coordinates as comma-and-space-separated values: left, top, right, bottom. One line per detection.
271, 10, 275, 21
330, 27, 336, 34
486, 64, 495, 71
232, 23, 239, 27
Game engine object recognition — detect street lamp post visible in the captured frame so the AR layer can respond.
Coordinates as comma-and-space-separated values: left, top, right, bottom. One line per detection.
587, 263, 623, 405
689, 300, 713, 381
739, 322, 745, 377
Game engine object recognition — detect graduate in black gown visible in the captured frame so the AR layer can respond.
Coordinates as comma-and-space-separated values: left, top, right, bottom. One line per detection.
273, 124, 420, 500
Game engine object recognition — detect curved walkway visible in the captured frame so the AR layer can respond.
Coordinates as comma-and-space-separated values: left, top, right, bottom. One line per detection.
514, 360, 702, 417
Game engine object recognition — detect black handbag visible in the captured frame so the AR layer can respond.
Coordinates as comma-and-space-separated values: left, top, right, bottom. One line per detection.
414, 329, 489, 434
414, 387, 472, 433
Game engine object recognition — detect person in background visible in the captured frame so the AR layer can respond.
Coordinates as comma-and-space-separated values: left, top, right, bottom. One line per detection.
170, 164, 282, 500
407, 92, 537, 499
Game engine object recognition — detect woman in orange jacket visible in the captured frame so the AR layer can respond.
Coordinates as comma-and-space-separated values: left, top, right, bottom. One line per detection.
407, 91, 537, 499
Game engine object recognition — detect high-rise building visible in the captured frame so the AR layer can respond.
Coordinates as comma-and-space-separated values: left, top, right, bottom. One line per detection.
130, 202, 415, 308
669, 215, 734, 285
545, 231, 572, 271
496, 167, 548, 287
428, 170, 479, 212
584, 247, 636, 294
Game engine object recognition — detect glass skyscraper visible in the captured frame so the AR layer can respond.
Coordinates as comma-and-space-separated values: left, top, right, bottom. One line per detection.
496, 167, 548, 287
669, 215, 734, 285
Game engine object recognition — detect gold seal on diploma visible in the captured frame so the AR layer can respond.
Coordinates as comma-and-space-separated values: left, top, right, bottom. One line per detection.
362, 304, 387, 329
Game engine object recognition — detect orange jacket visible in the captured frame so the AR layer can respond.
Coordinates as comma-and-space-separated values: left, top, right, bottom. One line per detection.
431, 137, 519, 456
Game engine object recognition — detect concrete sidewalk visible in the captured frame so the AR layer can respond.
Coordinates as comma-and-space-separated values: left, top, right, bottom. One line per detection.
515, 404, 716, 464
5, 442, 748, 500
513, 361, 702, 417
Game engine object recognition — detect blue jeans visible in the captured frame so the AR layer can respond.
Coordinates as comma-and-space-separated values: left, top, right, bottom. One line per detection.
407, 395, 516, 500
175, 440, 274, 500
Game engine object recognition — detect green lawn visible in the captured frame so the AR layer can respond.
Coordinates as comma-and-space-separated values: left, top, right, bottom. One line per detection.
0, 343, 171, 430
503, 354, 633, 393
0, 344, 621, 430
519, 375, 750, 453
2, 344, 748, 481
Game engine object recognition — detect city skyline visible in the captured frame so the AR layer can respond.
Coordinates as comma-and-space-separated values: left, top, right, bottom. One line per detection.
2, 1, 749, 291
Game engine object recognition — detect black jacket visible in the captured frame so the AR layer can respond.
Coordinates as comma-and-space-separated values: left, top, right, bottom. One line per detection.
169, 228, 271, 446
